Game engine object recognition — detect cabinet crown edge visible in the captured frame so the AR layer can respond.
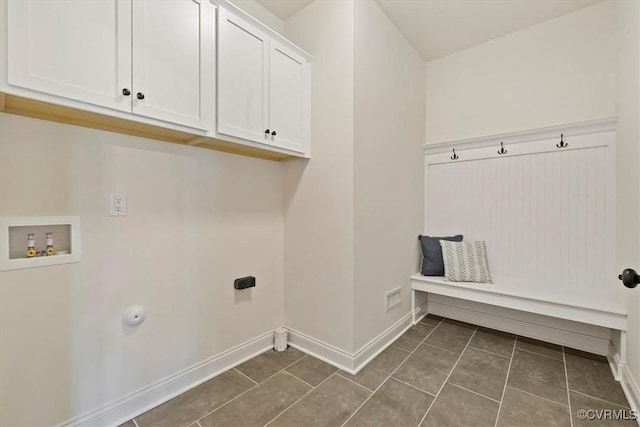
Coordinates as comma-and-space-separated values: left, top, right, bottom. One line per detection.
212, 0, 313, 62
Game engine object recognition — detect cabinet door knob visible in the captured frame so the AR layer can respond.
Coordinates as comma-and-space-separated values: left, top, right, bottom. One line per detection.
271, 130, 277, 136
137, 92, 145, 100
619, 268, 640, 289
264, 129, 270, 134
122, 88, 131, 96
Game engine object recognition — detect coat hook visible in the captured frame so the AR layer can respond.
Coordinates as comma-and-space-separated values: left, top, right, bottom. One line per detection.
451, 148, 459, 160
498, 141, 507, 155
556, 133, 568, 148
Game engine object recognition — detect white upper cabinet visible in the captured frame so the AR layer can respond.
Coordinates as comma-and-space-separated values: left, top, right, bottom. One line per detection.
5, 0, 212, 130
217, 7, 269, 143
269, 39, 309, 153
2, 0, 311, 158
217, 5, 311, 155
132, 0, 211, 129
7, 0, 132, 112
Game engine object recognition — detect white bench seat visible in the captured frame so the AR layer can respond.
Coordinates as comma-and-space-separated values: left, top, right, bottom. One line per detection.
410, 273, 627, 331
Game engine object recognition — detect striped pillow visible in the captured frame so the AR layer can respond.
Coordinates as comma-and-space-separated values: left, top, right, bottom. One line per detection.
440, 240, 493, 283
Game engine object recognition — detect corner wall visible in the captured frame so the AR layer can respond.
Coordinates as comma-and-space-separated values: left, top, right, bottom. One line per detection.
353, 0, 425, 350
283, 0, 425, 358
283, 0, 356, 353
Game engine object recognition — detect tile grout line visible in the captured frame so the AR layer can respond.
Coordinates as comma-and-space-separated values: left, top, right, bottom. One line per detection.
132, 419, 141, 427
466, 344, 512, 360
339, 318, 445, 427
563, 347, 575, 427
391, 377, 437, 398
507, 384, 569, 408
194, 381, 259, 424
493, 334, 518, 427
335, 372, 375, 393
447, 382, 501, 404
418, 315, 444, 328
390, 344, 414, 352
420, 342, 460, 357
568, 388, 632, 409
420, 322, 442, 328
193, 352, 308, 425
514, 346, 564, 362
283, 372, 316, 389
264, 370, 339, 427
233, 367, 259, 385
417, 326, 479, 427
282, 371, 318, 388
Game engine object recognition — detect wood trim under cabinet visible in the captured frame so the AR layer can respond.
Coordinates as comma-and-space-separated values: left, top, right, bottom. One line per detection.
0, 93, 296, 161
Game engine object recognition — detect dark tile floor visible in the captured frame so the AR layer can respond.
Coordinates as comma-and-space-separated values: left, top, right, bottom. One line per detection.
120, 315, 636, 427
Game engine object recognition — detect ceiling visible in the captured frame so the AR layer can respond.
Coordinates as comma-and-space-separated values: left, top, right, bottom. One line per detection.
255, 0, 600, 62
254, 0, 313, 20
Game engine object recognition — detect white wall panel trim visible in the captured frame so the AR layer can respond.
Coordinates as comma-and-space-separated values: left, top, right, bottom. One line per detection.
423, 129, 623, 317
427, 298, 611, 355
425, 127, 615, 165
423, 116, 616, 155
412, 275, 627, 330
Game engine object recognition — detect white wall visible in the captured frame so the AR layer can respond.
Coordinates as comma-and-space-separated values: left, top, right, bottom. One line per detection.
0, 113, 285, 426
614, 0, 640, 401
353, 0, 425, 350
282, 0, 425, 356
229, 0, 283, 34
425, 1, 615, 144
283, 0, 356, 353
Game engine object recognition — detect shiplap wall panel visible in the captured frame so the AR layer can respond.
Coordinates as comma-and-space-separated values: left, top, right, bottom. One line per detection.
426, 142, 621, 312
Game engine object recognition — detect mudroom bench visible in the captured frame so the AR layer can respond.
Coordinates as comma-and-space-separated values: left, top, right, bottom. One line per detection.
410, 274, 627, 331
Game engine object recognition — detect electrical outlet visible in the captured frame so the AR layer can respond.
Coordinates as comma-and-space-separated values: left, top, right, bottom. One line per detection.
110, 194, 127, 216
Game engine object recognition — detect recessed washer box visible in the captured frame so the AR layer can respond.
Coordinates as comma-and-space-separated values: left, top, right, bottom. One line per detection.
0, 216, 81, 271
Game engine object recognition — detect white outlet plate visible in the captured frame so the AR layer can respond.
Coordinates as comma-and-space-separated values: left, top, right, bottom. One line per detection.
110, 194, 127, 216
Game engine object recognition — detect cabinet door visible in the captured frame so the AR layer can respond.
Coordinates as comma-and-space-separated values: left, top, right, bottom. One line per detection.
7, 0, 132, 112
132, 0, 212, 130
217, 7, 269, 143
268, 39, 310, 154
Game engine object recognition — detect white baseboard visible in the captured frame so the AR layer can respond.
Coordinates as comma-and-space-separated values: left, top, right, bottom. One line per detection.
287, 328, 355, 372
427, 296, 611, 355
608, 341, 625, 380
62, 313, 414, 427
413, 300, 428, 324
351, 312, 413, 373
62, 331, 275, 427
621, 364, 640, 417
607, 343, 640, 426
63, 299, 626, 427
288, 311, 413, 375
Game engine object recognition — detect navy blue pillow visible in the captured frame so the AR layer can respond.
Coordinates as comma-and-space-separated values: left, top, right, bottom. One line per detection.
419, 235, 463, 276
